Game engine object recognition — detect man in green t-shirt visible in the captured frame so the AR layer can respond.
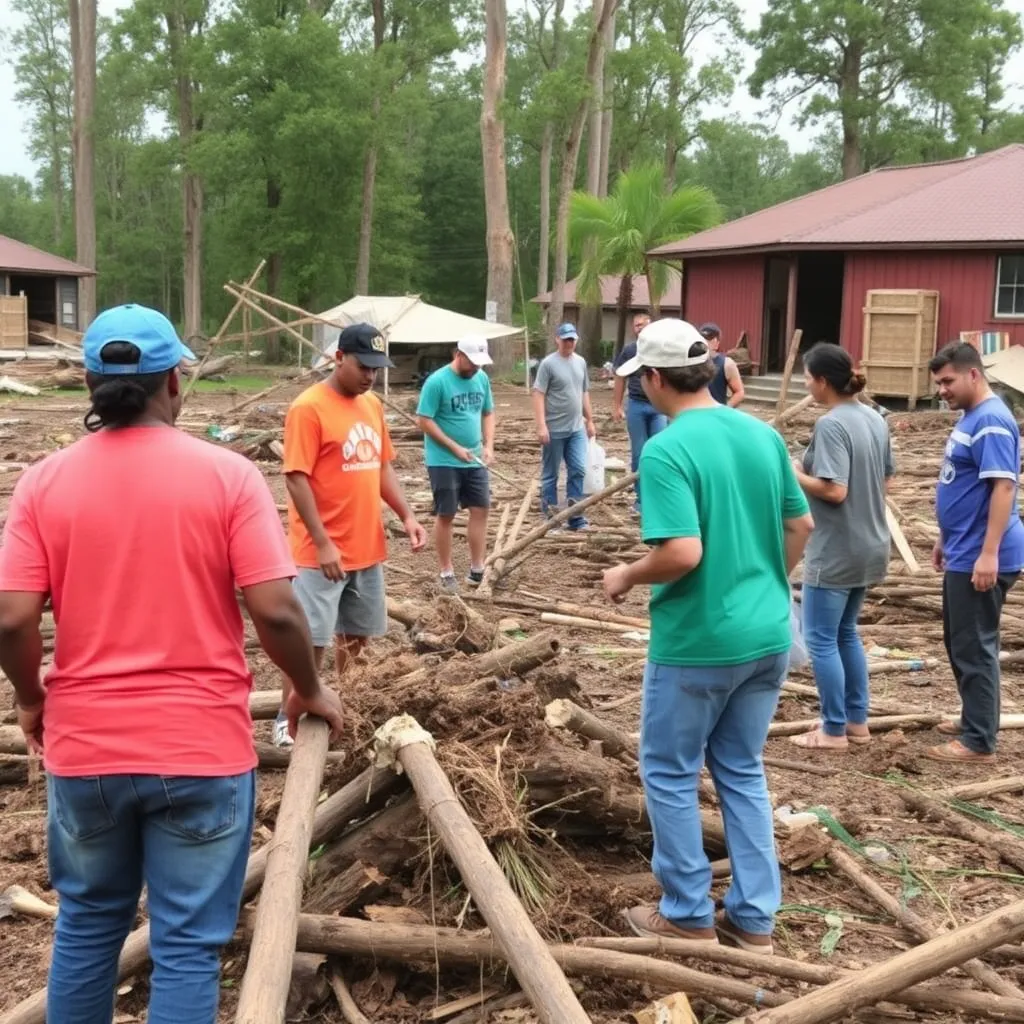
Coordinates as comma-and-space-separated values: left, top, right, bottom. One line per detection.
416, 336, 496, 592
604, 318, 813, 954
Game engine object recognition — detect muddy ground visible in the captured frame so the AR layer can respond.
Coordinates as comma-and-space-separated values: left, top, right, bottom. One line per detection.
2, 375, 1024, 1023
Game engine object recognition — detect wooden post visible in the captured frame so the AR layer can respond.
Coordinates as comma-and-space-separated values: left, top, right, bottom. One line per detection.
376, 716, 591, 1024
784, 258, 798, 351
728, 899, 1024, 1024
242, 303, 251, 368
235, 716, 331, 1024
774, 327, 803, 421
182, 259, 265, 406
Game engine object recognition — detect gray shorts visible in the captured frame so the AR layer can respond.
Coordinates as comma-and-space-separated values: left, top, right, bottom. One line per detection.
293, 563, 387, 647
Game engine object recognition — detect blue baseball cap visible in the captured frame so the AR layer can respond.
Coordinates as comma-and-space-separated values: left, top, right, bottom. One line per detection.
556, 322, 579, 341
83, 304, 196, 375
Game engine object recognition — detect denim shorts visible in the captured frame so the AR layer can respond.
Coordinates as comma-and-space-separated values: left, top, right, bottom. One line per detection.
293, 563, 387, 646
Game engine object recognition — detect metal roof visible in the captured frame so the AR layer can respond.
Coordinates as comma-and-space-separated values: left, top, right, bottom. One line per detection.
0, 234, 95, 276
649, 144, 1024, 259
532, 272, 681, 309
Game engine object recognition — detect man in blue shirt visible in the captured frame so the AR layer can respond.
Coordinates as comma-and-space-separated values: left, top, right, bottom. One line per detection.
417, 336, 495, 592
930, 342, 1024, 763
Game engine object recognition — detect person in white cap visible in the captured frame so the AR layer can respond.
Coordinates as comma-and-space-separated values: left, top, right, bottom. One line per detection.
416, 336, 496, 592
602, 318, 813, 955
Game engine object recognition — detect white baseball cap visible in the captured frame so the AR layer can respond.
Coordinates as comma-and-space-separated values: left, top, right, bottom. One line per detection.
457, 335, 493, 367
615, 318, 710, 377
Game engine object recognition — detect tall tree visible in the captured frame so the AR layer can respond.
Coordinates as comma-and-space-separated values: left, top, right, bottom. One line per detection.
9, 0, 73, 251
355, 0, 385, 295
68, 0, 97, 323
568, 162, 720, 352
749, 0, 1023, 179
547, 0, 617, 333
480, 0, 514, 324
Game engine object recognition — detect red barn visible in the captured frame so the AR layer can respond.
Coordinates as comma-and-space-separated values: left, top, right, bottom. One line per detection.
648, 144, 1024, 375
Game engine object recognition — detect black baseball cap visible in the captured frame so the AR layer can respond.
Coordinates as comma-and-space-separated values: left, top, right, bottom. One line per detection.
337, 323, 394, 368
698, 322, 721, 338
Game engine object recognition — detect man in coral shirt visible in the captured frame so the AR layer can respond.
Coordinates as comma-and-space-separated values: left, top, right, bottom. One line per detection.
0, 304, 343, 1024
274, 322, 427, 746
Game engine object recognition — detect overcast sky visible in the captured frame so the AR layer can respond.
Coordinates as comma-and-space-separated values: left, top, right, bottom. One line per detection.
1, 0, 1023, 183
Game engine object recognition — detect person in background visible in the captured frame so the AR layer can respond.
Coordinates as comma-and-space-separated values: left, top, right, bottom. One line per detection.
531, 322, 597, 531
417, 335, 496, 593
789, 343, 893, 751
613, 311, 668, 514
0, 304, 344, 1024
699, 323, 745, 407
929, 342, 1024, 763
603, 318, 813, 955
274, 323, 427, 747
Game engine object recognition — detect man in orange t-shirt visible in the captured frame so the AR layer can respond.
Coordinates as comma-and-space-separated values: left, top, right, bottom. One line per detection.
275, 322, 427, 746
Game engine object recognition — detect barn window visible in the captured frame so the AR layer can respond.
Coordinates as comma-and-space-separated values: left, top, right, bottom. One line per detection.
996, 255, 1024, 317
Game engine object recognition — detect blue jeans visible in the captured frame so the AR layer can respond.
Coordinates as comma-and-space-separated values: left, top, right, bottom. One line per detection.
540, 429, 587, 529
640, 654, 786, 934
46, 771, 255, 1024
625, 401, 668, 506
802, 585, 870, 737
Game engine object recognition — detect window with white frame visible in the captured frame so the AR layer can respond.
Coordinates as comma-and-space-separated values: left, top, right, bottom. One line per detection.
996, 255, 1024, 318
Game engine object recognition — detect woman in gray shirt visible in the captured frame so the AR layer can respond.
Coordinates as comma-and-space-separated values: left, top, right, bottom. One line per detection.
789, 343, 893, 751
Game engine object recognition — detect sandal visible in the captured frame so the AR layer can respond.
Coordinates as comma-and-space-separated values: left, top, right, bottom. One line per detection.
924, 740, 994, 763
936, 720, 961, 736
789, 728, 848, 750
846, 729, 871, 746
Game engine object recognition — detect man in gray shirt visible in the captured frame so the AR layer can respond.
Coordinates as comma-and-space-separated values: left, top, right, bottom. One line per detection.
531, 322, 596, 531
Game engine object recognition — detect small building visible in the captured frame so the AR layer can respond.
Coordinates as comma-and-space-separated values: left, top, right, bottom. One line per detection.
0, 235, 94, 349
533, 273, 682, 341
648, 145, 1024, 376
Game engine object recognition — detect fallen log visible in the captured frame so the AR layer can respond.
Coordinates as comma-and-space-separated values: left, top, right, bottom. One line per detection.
376, 715, 590, 1024
182, 353, 237, 379
728, 898, 1024, 1024
483, 471, 639, 568
235, 716, 331, 1024
0, 763, 401, 1024
767, 714, 942, 738
268, 914, 791, 1011
897, 787, 1024, 875
472, 594, 650, 630
581, 938, 1024, 1021
943, 775, 1024, 800
828, 843, 1023, 1000
545, 699, 638, 760
540, 612, 647, 635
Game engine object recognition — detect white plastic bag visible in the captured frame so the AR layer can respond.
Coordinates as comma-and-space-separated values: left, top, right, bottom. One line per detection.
583, 439, 606, 495
787, 598, 808, 672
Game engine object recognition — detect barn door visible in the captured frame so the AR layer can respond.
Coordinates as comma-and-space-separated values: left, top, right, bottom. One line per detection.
0, 295, 28, 350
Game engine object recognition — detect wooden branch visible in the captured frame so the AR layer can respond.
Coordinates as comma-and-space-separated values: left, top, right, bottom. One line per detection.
580, 937, 1024, 1021
235, 716, 331, 1024
479, 479, 537, 597
943, 775, 1024, 800
447, 992, 529, 1023
898, 787, 1024, 875
376, 718, 589, 1024
230, 367, 321, 416
472, 594, 649, 629
545, 698, 638, 760
0, 885, 57, 922
224, 285, 322, 361
327, 967, 372, 1024
484, 471, 639, 567
540, 612, 646, 634
767, 714, 942, 737
182, 259, 265, 405
2, 763, 401, 1024
774, 329, 803, 421
728, 899, 1024, 1024
769, 393, 815, 428
885, 504, 920, 574
828, 844, 1023, 1000
478, 500, 512, 594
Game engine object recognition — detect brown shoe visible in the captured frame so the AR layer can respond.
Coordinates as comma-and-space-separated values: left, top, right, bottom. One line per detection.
924, 740, 994, 763
936, 720, 961, 736
623, 905, 719, 944
716, 915, 774, 955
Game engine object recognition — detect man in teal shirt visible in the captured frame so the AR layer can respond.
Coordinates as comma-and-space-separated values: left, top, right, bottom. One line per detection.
604, 318, 813, 954
417, 336, 496, 592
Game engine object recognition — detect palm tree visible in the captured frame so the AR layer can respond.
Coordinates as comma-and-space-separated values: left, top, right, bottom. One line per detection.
569, 164, 721, 354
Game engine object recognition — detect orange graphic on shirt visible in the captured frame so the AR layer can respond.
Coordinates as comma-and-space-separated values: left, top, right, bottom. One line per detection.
284, 384, 395, 570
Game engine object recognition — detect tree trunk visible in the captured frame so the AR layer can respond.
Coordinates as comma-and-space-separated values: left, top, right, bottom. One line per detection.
537, 123, 553, 298
265, 178, 283, 362
598, 5, 615, 198
548, 0, 619, 332
614, 273, 631, 355
645, 261, 659, 318
839, 42, 863, 179
68, 0, 96, 325
480, 0, 514, 325
354, 0, 386, 295
49, 113, 65, 250
166, 4, 203, 340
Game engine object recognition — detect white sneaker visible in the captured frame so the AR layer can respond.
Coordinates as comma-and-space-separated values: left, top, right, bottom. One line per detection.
273, 714, 294, 749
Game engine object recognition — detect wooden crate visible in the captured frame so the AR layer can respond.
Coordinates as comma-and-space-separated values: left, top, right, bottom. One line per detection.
861, 289, 939, 409
0, 295, 28, 350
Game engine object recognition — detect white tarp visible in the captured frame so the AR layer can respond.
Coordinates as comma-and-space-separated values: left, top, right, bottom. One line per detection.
313, 294, 522, 365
